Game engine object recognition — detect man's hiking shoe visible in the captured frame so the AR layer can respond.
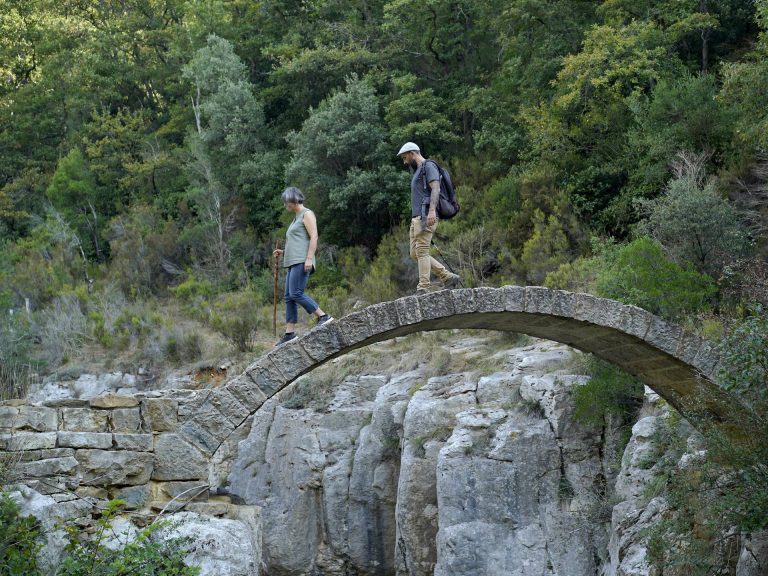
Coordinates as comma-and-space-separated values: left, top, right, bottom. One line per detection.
317, 314, 334, 326
275, 332, 297, 346
415, 287, 429, 295
443, 273, 461, 289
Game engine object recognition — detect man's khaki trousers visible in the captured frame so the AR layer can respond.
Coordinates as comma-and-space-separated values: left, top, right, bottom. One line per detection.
409, 216, 449, 291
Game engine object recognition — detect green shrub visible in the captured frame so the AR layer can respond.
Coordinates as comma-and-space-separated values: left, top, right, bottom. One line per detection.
360, 227, 407, 304
58, 500, 199, 576
208, 289, 261, 352
718, 305, 768, 405
162, 328, 204, 365
520, 209, 571, 285
636, 152, 750, 278
595, 237, 716, 320
0, 491, 42, 576
573, 357, 644, 428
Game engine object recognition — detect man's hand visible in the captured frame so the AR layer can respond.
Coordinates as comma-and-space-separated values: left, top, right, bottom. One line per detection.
427, 210, 437, 227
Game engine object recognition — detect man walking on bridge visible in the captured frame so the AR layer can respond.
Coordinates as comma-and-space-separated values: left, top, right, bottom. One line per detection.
397, 142, 461, 294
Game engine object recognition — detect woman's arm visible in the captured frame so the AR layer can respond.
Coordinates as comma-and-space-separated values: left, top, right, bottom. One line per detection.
303, 210, 319, 271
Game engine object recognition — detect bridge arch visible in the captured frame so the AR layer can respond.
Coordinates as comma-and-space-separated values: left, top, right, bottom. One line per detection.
177, 286, 750, 459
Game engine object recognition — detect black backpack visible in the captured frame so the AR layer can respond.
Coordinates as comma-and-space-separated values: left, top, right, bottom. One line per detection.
421, 159, 460, 219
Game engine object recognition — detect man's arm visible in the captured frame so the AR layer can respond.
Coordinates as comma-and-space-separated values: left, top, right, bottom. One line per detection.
427, 180, 440, 226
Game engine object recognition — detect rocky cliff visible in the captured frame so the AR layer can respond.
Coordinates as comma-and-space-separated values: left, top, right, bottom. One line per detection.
227, 331, 767, 575
5, 331, 767, 575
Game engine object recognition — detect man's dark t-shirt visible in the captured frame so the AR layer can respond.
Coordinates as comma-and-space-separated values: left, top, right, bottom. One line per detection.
410, 161, 440, 218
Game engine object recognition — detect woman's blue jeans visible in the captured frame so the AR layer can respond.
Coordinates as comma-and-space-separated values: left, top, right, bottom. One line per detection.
285, 263, 319, 324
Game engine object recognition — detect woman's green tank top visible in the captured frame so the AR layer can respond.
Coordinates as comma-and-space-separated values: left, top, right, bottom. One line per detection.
283, 208, 316, 269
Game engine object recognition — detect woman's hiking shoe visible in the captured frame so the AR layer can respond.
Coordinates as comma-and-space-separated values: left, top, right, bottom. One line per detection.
275, 332, 297, 346
317, 314, 334, 326
443, 273, 461, 289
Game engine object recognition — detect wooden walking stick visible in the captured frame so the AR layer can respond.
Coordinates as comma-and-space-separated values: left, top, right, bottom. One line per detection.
273, 239, 281, 337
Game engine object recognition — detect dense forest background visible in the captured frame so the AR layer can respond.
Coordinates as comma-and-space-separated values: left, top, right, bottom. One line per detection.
1, 0, 767, 368
1, 1, 768, 572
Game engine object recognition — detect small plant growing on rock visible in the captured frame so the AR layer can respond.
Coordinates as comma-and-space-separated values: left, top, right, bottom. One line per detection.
0, 491, 43, 576
57, 500, 200, 576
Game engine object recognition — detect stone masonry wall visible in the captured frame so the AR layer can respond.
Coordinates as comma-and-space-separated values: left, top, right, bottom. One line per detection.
0, 393, 216, 510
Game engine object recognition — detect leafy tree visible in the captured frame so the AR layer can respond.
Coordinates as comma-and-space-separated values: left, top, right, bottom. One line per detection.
636, 152, 750, 277
108, 204, 182, 298
720, 0, 768, 157
46, 149, 107, 261
621, 74, 734, 208
520, 209, 571, 285
718, 305, 768, 405
595, 236, 716, 319
286, 76, 408, 249
182, 34, 280, 276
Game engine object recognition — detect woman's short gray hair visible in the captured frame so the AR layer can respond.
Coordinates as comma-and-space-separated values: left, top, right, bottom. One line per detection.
281, 187, 305, 204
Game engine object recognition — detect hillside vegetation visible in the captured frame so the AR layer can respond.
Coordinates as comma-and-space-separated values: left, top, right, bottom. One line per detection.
1, 3, 767, 570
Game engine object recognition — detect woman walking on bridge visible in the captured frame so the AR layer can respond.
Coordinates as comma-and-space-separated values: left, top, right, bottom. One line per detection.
273, 187, 333, 346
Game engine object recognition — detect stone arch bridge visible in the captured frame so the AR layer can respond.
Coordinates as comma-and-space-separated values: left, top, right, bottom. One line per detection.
178, 285, 751, 464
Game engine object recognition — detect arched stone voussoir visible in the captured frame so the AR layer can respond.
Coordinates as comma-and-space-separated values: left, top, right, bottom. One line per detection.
202, 285, 759, 457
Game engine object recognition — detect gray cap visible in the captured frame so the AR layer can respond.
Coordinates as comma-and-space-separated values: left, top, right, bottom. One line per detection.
397, 142, 420, 156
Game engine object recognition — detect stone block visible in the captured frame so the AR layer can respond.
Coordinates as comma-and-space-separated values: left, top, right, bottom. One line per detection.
111, 408, 142, 433
691, 341, 720, 378
417, 290, 455, 320
57, 432, 113, 449
573, 293, 614, 327
112, 484, 151, 510
337, 310, 373, 346
43, 398, 89, 408
16, 448, 75, 462
0, 399, 25, 407
182, 398, 235, 444
186, 501, 231, 516
76, 486, 109, 500
0, 432, 57, 451
299, 322, 345, 362
17, 456, 79, 478
176, 390, 210, 419
225, 375, 267, 413
14, 406, 58, 432
502, 285, 526, 312
612, 304, 654, 340
76, 449, 153, 486
153, 481, 209, 501
246, 358, 287, 398
269, 338, 315, 382
450, 288, 477, 314
366, 301, 401, 333
208, 389, 250, 426
90, 394, 139, 409
395, 295, 422, 325
60, 408, 109, 432
452, 287, 506, 315
24, 478, 71, 495
524, 287, 577, 318
0, 406, 18, 431
113, 433, 153, 451
142, 398, 178, 432
152, 433, 208, 481
178, 419, 223, 457
644, 317, 684, 357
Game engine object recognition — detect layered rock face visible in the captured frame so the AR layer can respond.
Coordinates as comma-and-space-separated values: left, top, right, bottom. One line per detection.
229, 336, 615, 575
